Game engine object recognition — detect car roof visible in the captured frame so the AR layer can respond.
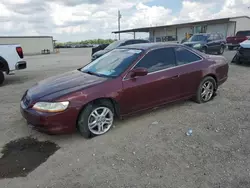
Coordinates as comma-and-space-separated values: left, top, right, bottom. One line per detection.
118, 42, 183, 51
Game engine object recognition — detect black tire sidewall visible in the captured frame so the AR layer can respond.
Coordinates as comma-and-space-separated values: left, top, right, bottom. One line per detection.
201, 47, 207, 54
219, 45, 224, 54
77, 101, 114, 138
196, 76, 216, 103
0, 71, 4, 85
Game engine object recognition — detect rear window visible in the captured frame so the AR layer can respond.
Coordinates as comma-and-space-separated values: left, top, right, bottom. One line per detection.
175, 47, 202, 65
236, 31, 250, 37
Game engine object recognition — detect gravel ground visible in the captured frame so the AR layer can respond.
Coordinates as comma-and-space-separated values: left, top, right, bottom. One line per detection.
0, 48, 249, 188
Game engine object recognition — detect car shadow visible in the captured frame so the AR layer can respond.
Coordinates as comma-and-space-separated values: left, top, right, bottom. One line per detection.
114, 99, 192, 127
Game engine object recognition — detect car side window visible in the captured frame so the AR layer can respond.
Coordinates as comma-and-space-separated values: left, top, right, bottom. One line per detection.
136, 40, 148, 44
208, 34, 214, 41
134, 48, 176, 73
214, 34, 220, 40
175, 47, 202, 65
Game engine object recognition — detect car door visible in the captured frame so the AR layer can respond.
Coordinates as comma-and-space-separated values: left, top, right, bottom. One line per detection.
206, 34, 215, 52
174, 47, 204, 97
120, 47, 180, 114
213, 34, 222, 51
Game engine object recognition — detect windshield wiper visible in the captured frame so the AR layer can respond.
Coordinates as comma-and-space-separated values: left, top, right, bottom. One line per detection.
84, 70, 102, 77
82, 70, 116, 78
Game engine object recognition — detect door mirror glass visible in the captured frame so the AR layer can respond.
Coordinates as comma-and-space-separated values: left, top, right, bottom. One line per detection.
130, 68, 148, 78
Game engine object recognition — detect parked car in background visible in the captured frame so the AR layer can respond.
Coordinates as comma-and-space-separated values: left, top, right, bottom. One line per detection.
91, 44, 109, 55
20, 43, 228, 138
226, 30, 250, 50
0, 44, 27, 85
91, 39, 149, 61
183, 33, 226, 54
232, 38, 250, 64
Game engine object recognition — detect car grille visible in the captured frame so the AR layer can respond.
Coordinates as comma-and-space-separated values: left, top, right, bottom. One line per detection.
239, 47, 250, 57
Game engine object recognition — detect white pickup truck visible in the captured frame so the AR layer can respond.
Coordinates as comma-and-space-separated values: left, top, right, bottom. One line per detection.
0, 44, 27, 85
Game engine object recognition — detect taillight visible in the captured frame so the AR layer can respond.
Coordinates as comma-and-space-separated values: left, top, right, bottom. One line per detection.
16, 47, 23, 58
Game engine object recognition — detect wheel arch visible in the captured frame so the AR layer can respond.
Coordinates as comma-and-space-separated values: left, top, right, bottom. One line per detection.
0, 56, 10, 73
203, 74, 218, 89
76, 97, 121, 124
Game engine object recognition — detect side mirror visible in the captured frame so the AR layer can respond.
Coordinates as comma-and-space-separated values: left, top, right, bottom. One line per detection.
130, 68, 148, 78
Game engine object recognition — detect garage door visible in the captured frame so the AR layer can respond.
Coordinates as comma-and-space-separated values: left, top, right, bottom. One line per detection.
206, 24, 227, 38
177, 27, 193, 42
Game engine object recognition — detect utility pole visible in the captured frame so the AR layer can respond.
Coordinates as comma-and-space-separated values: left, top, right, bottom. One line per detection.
118, 10, 122, 40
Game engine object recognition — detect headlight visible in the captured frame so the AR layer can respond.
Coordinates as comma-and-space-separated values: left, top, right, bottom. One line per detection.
32, 101, 69, 113
193, 44, 201, 48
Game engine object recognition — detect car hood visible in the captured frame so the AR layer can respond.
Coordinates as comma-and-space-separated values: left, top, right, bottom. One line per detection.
240, 40, 250, 48
26, 70, 108, 101
93, 49, 110, 57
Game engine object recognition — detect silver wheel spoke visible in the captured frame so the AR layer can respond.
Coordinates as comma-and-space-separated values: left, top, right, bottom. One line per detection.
89, 121, 97, 128
92, 110, 99, 118
201, 81, 214, 101
205, 92, 210, 100
101, 108, 109, 116
206, 82, 212, 89
201, 90, 207, 97
98, 124, 104, 132
88, 107, 114, 135
105, 118, 112, 125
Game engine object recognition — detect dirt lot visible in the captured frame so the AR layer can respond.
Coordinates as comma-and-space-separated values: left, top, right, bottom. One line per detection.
0, 48, 249, 188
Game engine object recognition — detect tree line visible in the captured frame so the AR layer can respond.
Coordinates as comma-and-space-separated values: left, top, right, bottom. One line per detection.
56, 39, 116, 46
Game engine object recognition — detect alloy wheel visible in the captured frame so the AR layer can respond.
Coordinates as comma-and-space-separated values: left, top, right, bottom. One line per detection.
88, 107, 114, 135
201, 81, 214, 102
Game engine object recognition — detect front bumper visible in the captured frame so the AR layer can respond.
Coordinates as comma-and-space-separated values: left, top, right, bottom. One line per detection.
16, 61, 27, 70
20, 102, 78, 134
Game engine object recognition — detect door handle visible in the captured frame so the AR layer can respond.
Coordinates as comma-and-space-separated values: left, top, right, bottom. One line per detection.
171, 75, 180, 79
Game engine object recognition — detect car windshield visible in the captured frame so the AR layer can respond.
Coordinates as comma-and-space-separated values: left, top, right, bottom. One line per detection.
236, 31, 250, 37
105, 40, 124, 50
188, 35, 208, 42
81, 48, 143, 78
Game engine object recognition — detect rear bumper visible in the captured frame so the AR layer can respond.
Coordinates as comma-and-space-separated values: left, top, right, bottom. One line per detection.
218, 76, 228, 86
15, 61, 27, 70
227, 43, 239, 47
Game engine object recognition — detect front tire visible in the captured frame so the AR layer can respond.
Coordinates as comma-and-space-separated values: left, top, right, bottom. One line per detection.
0, 71, 4, 86
201, 47, 207, 54
77, 100, 114, 138
195, 76, 216, 104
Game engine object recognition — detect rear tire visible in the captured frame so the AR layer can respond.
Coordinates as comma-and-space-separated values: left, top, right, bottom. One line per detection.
0, 71, 4, 86
77, 100, 114, 138
218, 45, 224, 55
194, 76, 217, 104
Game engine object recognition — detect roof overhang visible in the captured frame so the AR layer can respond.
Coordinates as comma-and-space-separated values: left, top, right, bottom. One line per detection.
112, 17, 241, 34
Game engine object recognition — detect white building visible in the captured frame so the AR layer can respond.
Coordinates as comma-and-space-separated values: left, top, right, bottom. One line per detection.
0, 36, 55, 55
112, 16, 250, 43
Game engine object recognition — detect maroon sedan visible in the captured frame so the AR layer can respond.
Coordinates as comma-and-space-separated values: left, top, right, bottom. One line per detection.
20, 43, 228, 138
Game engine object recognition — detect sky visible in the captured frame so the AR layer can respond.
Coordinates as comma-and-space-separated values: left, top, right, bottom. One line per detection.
0, 0, 250, 42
